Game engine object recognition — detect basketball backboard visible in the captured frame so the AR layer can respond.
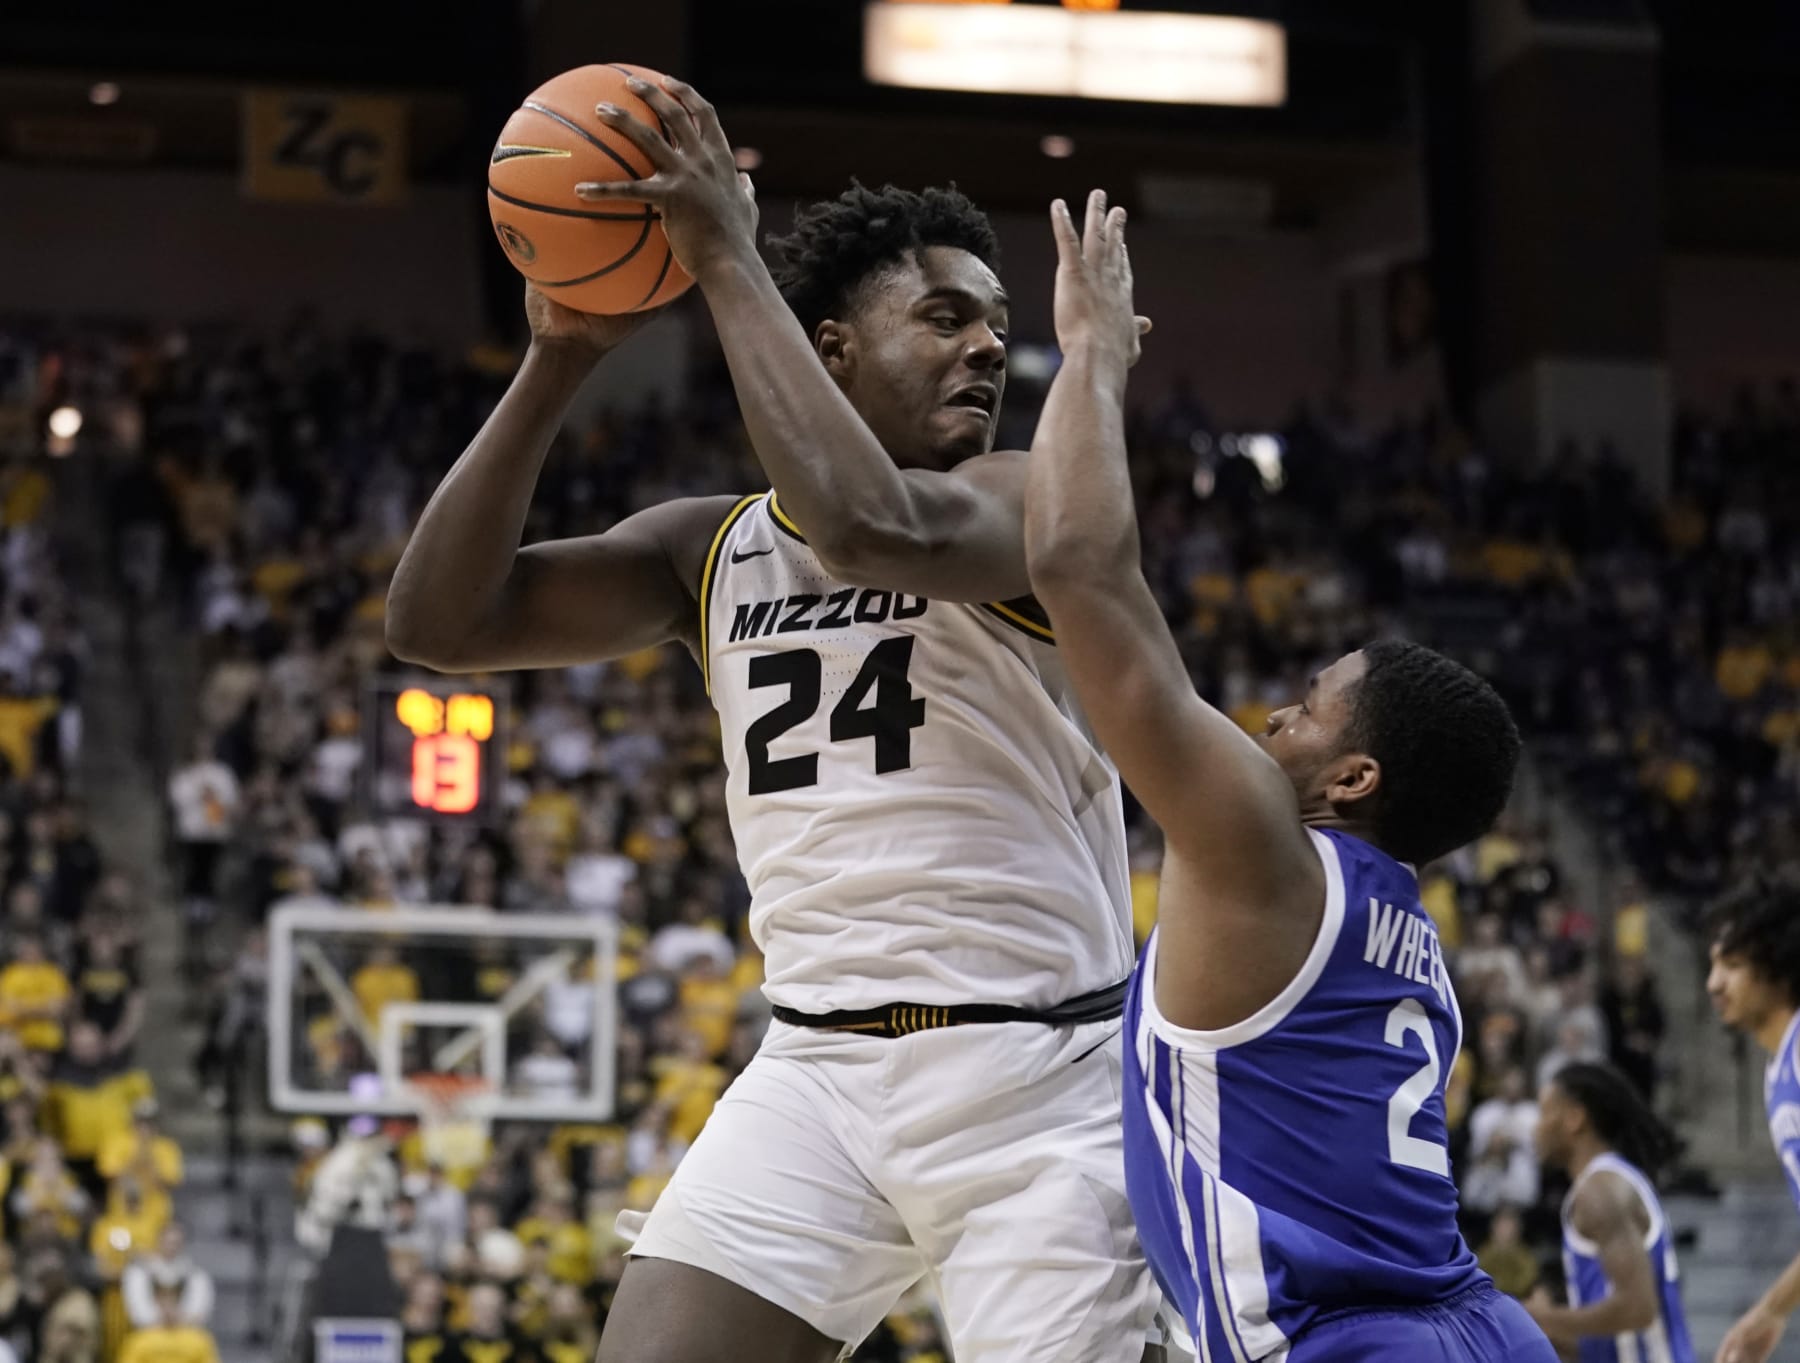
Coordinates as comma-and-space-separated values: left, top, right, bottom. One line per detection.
267, 900, 617, 1123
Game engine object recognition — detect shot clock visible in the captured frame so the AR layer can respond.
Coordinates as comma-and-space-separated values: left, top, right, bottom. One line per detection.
364, 678, 508, 822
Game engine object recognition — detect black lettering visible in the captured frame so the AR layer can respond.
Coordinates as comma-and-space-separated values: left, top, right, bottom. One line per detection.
729, 601, 773, 643
324, 130, 379, 195
892, 594, 928, 620
816, 588, 855, 630
275, 102, 333, 166
777, 594, 821, 633
746, 651, 821, 794
853, 590, 892, 624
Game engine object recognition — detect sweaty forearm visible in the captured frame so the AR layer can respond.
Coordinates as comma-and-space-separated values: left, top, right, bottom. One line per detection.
1536, 1294, 1654, 1344
1759, 1249, 1800, 1319
386, 344, 594, 664
698, 252, 913, 557
1024, 342, 1136, 587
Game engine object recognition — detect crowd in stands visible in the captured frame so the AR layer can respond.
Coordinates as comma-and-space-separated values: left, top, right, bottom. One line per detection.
0, 327, 220, 1363
12, 306, 1792, 1355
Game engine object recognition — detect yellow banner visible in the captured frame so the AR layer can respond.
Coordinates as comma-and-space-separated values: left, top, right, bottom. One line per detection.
242, 89, 406, 204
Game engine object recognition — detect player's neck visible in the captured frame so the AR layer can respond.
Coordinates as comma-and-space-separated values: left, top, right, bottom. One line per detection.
1299, 813, 1388, 858
1565, 1135, 1611, 1183
1754, 1003, 1799, 1056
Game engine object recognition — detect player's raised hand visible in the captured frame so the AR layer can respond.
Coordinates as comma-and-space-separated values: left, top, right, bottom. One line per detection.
1716, 1306, 1785, 1363
523, 283, 665, 361
574, 75, 759, 283
1049, 189, 1152, 369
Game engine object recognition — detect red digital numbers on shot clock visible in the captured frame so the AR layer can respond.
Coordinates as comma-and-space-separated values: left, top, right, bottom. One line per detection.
367, 680, 506, 822
396, 688, 493, 814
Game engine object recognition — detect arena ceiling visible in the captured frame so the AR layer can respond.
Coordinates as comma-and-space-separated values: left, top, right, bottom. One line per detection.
1, 0, 1796, 244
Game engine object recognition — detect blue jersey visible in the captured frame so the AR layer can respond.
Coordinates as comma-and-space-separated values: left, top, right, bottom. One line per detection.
1122, 827, 1486, 1360
1560, 1154, 1696, 1363
1765, 1009, 1800, 1211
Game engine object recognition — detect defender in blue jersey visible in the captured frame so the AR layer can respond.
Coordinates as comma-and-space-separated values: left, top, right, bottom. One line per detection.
1706, 879, 1800, 1363
1528, 1062, 1696, 1363
1022, 189, 1553, 1361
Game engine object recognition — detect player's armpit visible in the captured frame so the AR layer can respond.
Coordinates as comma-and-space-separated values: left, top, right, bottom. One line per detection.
395, 494, 743, 673
1031, 563, 1326, 1030
805, 448, 1032, 602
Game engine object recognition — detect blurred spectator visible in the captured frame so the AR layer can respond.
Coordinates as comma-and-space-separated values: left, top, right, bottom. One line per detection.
167, 734, 240, 927
1600, 956, 1667, 1103
408, 1164, 468, 1270
0, 933, 70, 1054
114, 1281, 220, 1363
72, 924, 143, 1060
36, 1285, 100, 1363
1462, 1069, 1541, 1214
1459, 914, 1529, 1009
400, 1271, 450, 1355
43, 1023, 153, 1206
1475, 1205, 1540, 1299
122, 1223, 214, 1329
98, 1098, 183, 1197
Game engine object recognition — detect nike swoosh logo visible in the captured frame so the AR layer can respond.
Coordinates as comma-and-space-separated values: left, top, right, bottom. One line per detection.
490, 144, 573, 163
1069, 1027, 1121, 1066
731, 547, 774, 563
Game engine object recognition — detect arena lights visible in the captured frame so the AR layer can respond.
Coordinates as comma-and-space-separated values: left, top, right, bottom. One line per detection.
1040, 134, 1076, 158
89, 81, 120, 106
865, 4, 1286, 106
47, 406, 83, 439
733, 146, 764, 171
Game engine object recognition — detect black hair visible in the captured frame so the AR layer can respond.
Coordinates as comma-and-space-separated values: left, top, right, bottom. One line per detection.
1344, 639, 1521, 865
766, 182, 1000, 339
1708, 876, 1800, 1007
1551, 1061, 1679, 1177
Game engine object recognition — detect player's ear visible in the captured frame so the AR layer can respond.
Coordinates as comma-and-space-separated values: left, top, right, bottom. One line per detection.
1323, 751, 1380, 808
815, 320, 854, 385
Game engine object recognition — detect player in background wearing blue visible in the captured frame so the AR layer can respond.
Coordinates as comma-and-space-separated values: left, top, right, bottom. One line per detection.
1705, 878, 1800, 1363
1022, 187, 1555, 1362
1528, 1062, 1697, 1363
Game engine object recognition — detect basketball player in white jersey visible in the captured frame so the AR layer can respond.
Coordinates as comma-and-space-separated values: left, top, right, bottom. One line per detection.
390, 75, 1161, 1363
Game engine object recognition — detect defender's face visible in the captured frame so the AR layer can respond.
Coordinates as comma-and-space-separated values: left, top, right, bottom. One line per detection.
1259, 651, 1369, 802
1532, 1080, 1572, 1165
1708, 942, 1784, 1034
838, 246, 1008, 470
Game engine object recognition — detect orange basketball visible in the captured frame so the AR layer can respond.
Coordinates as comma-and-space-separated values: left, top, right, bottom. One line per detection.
487, 64, 694, 315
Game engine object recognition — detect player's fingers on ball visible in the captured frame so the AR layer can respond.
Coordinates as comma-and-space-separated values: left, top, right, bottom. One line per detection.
620, 78, 692, 149
658, 77, 726, 148
674, 80, 733, 152
593, 102, 678, 168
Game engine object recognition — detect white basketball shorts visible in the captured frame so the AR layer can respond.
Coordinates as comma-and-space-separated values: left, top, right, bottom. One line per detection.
619, 1015, 1163, 1362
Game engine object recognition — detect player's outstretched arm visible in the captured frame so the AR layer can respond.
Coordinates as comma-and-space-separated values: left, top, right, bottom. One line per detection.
387, 285, 739, 672
576, 74, 1031, 602
1715, 1253, 1800, 1363
1527, 1173, 1659, 1348
1024, 192, 1322, 1031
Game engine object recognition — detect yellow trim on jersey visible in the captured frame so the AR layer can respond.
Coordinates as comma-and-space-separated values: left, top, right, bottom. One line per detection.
699, 494, 764, 696
983, 600, 1056, 642
767, 492, 807, 542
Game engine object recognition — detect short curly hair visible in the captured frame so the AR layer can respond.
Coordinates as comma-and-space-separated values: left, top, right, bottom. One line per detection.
1345, 639, 1521, 866
766, 182, 1000, 338
1709, 876, 1800, 1007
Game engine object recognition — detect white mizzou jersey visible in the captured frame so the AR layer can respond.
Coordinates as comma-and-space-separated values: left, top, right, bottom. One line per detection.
701, 491, 1134, 1014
